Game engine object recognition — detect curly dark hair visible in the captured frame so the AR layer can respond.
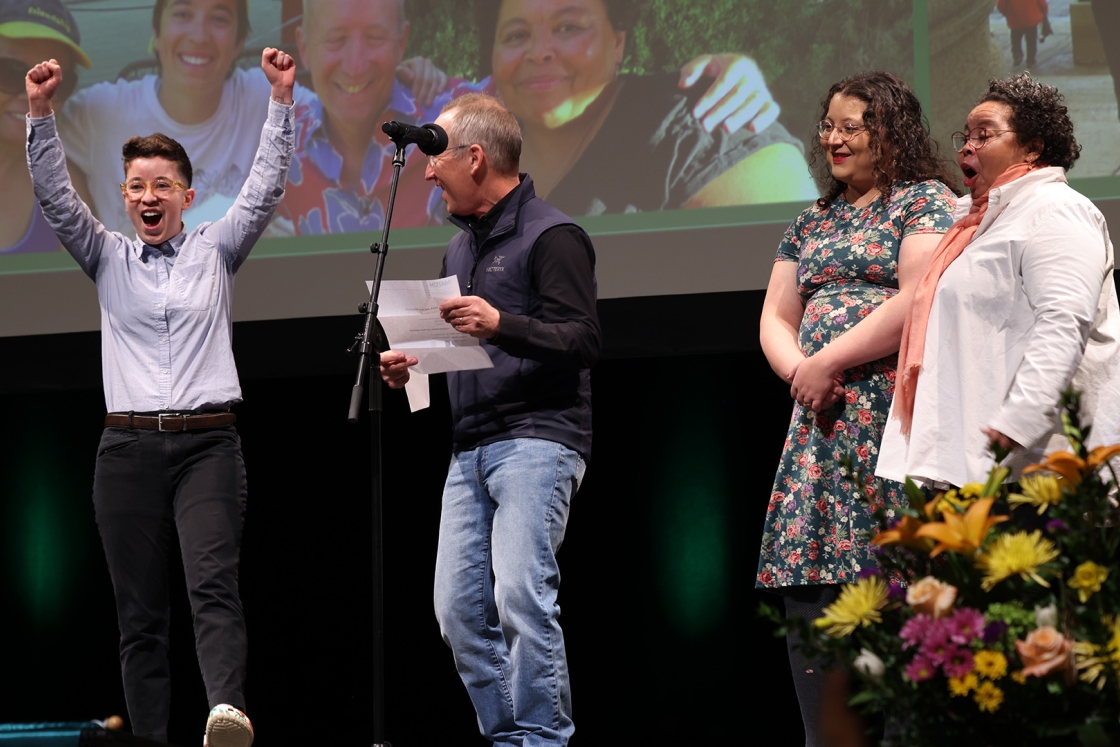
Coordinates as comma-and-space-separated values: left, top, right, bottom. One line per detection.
475, 0, 649, 76
976, 73, 1080, 170
810, 71, 960, 208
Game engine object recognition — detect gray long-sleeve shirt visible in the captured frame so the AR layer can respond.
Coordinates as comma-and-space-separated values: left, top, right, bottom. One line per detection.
26, 101, 293, 412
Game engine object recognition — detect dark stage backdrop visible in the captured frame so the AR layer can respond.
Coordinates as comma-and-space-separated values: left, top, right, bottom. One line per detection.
0, 294, 800, 746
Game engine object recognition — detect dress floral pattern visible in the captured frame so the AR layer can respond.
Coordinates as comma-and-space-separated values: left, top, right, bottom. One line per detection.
756, 180, 956, 589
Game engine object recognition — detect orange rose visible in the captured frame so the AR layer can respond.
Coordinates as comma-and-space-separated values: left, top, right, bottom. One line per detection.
906, 576, 957, 619
1015, 626, 1074, 678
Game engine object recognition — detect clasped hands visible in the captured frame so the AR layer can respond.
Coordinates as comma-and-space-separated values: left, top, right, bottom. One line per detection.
379, 296, 500, 389
788, 354, 846, 413
789, 355, 1023, 453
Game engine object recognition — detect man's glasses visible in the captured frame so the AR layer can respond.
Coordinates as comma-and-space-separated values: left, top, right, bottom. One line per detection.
951, 129, 1015, 152
0, 58, 77, 100
817, 121, 867, 142
427, 144, 470, 167
120, 178, 187, 202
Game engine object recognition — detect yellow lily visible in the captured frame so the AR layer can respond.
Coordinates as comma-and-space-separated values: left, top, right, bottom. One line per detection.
913, 497, 1008, 557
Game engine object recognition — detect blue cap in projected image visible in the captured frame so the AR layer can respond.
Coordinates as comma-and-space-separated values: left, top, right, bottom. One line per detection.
0, 0, 93, 68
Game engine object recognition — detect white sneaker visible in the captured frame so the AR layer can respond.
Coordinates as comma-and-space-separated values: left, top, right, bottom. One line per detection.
203, 704, 254, 747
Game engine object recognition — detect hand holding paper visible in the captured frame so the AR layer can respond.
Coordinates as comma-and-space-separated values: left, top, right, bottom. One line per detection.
371, 276, 494, 411
379, 351, 417, 389
440, 295, 501, 338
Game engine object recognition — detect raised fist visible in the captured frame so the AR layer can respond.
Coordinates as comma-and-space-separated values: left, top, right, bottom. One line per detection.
26, 59, 64, 117
261, 47, 296, 104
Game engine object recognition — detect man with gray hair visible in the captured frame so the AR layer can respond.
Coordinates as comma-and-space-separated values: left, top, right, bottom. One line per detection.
380, 92, 600, 746
277, 0, 462, 233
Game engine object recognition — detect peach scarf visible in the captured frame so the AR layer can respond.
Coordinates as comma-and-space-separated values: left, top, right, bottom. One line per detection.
894, 162, 1034, 435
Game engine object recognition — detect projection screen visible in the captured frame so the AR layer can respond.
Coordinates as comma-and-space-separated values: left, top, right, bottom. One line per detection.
1, 0, 1118, 338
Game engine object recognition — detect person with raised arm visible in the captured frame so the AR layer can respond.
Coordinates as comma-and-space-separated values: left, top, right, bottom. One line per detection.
25, 46, 295, 747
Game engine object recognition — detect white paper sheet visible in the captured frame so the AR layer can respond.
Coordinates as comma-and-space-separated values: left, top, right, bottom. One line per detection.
367, 276, 494, 411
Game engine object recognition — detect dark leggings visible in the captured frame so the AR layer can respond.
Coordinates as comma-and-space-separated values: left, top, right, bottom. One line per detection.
784, 585, 841, 747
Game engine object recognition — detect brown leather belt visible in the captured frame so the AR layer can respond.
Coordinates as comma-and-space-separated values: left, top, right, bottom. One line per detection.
105, 412, 236, 431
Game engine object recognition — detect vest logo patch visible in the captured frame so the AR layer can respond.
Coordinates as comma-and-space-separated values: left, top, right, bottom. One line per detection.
487, 254, 506, 272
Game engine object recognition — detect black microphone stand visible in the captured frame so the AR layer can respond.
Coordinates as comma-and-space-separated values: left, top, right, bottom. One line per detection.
347, 138, 409, 747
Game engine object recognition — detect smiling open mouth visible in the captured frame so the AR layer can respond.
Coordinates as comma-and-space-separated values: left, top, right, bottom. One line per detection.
141, 210, 161, 227
338, 81, 371, 94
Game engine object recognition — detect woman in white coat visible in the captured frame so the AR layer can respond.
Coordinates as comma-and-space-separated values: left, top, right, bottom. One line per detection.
878, 73, 1120, 487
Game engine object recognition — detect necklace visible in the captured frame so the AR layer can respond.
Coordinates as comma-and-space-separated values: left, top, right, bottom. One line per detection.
844, 187, 881, 208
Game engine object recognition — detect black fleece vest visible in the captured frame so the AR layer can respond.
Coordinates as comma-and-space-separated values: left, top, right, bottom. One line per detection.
443, 177, 594, 457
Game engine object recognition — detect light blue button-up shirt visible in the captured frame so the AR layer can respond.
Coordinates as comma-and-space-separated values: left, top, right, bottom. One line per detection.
27, 101, 293, 413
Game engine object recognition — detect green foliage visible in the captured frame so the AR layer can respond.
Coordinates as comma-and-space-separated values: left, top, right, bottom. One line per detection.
405, 0, 484, 80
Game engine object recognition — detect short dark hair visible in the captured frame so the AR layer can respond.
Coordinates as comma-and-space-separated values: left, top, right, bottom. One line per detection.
977, 73, 1081, 171
810, 70, 960, 207
475, 0, 647, 76
152, 0, 251, 45
122, 133, 193, 186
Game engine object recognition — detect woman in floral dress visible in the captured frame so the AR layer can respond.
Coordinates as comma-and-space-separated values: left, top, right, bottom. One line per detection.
755, 71, 958, 746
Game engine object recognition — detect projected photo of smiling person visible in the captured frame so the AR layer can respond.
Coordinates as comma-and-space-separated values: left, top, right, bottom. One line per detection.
477, 0, 817, 216
275, 0, 456, 234
0, 0, 90, 254
57, 0, 271, 238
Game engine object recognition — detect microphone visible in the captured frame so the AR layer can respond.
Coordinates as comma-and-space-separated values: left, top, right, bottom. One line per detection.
382, 121, 449, 156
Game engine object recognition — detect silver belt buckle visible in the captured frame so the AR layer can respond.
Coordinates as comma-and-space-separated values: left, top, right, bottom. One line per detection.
158, 412, 186, 432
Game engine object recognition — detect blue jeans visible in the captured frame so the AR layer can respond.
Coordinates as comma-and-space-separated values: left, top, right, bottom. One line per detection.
434, 438, 586, 747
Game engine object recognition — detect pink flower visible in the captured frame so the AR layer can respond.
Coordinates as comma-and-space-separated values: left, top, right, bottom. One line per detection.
948, 608, 986, 646
899, 614, 933, 650
905, 654, 936, 682
919, 621, 953, 665
942, 646, 975, 678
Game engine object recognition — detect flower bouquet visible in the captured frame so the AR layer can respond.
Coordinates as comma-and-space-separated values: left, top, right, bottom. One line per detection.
767, 392, 1120, 746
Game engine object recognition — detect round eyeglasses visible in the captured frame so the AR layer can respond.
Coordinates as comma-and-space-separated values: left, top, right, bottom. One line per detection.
427, 144, 470, 167
120, 179, 187, 202
950, 129, 1015, 152
817, 121, 867, 141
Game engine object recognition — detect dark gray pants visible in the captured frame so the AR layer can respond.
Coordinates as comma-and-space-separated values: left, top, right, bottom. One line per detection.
93, 425, 248, 742
1010, 25, 1038, 65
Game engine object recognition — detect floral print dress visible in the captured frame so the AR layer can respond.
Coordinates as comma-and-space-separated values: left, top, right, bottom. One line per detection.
756, 180, 955, 589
